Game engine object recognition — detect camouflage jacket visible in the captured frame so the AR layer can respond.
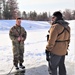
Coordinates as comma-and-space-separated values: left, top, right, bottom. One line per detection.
9, 25, 27, 42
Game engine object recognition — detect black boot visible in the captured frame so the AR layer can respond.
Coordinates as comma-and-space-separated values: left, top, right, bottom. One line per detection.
19, 63, 25, 69
15, 66, 19, 70
14, 64, 19, 70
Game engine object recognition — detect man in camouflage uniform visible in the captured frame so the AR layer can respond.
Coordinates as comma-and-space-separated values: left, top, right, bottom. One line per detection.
9, 17, 27, 70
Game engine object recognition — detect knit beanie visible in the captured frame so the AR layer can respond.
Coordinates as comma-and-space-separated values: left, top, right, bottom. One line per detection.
53, 11, 62, 19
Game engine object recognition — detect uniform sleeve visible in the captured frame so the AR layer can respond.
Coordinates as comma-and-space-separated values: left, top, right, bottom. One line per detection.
46, 25, 58, 51
22, 28, 27, 41
9, 27, 17, 41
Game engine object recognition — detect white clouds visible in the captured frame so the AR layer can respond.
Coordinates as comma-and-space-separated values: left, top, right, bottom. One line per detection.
18, 0, 74, 5
17, 0, 75, 13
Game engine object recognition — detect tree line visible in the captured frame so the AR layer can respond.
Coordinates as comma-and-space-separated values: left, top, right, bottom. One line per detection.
0, 0, 75, 20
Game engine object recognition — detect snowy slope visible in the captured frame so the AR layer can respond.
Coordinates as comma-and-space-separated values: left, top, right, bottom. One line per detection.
0, 20, 75, 75
0, 20, 50, 30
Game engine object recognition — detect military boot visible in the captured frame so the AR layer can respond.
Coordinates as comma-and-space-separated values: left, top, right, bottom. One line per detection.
19, 63, 25, 69
14, 64, 19, 70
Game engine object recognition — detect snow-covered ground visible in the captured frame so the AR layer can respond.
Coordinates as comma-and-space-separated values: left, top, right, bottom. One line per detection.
0, 20, 75, 75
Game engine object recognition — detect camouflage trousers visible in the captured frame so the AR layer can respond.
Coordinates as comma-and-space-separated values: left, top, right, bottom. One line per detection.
12, 41, 24, 66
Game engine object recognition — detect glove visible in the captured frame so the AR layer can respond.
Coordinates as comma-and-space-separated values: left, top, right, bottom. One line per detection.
66, 51, 68, 55
45, 50, 51, 61
47, 34, 49, 42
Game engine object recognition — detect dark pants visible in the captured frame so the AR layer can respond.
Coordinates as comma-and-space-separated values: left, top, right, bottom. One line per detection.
48, 53, 66, 75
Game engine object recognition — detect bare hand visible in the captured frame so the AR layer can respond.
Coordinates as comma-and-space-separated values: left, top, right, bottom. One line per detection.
17, 37, 21, 41
21, 37, 24, 41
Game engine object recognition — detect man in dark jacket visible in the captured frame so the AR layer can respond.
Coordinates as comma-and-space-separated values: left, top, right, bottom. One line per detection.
9, 17, 27, 70
45, 11, 70, 75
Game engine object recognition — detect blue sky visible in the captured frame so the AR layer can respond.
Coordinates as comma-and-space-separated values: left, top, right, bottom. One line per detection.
17, 0, 75, 14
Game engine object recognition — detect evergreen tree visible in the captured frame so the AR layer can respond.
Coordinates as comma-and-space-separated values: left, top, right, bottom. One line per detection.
6, 0, 18, 19
72, 10, 75, 19
22, 11, 27, 19
3, 1, 11, 19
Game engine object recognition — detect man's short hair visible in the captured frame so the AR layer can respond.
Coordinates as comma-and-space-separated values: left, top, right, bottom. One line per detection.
16, 17, 21, 20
